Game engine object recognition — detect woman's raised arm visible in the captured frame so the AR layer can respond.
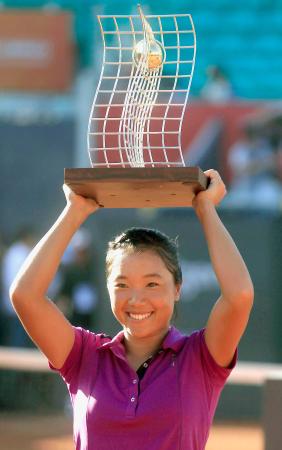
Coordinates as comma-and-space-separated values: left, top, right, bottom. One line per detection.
10, 185, 99, 369
193, 170, 254, 368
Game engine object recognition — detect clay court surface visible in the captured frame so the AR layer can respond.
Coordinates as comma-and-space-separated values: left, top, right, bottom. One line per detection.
0, 414, 263, 450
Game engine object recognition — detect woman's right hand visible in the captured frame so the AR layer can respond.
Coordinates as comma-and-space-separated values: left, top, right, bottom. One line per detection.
63, 184, 100, 217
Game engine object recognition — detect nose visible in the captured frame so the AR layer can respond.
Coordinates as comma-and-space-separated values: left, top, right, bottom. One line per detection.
128, 289, 145, 305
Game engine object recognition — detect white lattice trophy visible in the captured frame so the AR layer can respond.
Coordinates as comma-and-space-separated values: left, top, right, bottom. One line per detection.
65, 6, 208, 208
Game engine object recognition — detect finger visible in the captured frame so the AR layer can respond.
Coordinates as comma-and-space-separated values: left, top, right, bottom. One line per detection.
62, 183, 73, 191
91, 198, 101, 208
204, 169, 220, 178
204, 169, 215, 175
62, 184, 72, 195
204, 173, 218, 188
205, 170, 223, 184
204, 169, 217, 182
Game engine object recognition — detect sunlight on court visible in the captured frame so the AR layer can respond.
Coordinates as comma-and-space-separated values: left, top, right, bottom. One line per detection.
0, 414, 263, 450
206, 423, 263, 450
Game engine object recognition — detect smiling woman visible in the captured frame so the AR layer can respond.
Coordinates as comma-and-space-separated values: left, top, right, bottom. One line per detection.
9, 169, 254, 450
105, 228, 182, 367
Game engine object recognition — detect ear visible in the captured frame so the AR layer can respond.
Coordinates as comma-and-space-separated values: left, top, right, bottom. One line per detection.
174, 284, 181, 302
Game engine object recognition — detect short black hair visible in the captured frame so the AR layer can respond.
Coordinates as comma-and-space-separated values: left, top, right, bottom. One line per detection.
106, 227, 182, 285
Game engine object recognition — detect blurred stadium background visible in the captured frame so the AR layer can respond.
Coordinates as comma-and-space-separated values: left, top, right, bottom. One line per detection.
0, 1, 282, 449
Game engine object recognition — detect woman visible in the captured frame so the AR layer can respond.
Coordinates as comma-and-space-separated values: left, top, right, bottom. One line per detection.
10, 169, 254, 450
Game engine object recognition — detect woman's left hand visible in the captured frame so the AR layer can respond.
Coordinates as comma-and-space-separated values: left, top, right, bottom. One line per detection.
192, 169, 227, 209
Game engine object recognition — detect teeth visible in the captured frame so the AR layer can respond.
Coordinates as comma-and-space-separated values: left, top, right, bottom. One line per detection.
129, 312, 152, 321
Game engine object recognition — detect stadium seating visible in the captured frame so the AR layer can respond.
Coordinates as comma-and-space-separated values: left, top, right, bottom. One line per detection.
1, 0, 282, 99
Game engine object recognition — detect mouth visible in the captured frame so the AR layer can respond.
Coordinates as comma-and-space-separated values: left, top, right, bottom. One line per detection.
126, 312, 154, 322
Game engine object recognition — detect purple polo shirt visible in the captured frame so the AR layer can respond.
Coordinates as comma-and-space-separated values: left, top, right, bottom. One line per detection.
50, 326, 237, 450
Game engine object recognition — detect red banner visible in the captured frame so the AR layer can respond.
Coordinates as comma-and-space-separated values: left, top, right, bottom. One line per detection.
0, 10, 74, 91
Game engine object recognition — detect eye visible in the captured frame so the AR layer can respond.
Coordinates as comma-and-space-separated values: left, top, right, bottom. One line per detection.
147, 282, 159, 288
115, 283, 128, 289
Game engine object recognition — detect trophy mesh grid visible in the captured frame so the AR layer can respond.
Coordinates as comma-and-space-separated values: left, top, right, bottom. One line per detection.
88, 12, 196, 168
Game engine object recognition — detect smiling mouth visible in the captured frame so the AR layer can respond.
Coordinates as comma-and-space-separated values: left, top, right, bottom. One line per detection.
127, 312, 153, 321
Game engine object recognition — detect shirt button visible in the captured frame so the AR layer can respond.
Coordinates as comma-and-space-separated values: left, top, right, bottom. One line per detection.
131, 396, 136, 402
132, 379, 138, 384
143, 362, 148, 368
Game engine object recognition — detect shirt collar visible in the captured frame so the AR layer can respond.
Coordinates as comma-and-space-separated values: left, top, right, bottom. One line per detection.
98, 326, 187, 355
161, 326, 187, 353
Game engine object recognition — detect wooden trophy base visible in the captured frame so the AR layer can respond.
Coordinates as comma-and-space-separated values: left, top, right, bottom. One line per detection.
64, 167, 208, 208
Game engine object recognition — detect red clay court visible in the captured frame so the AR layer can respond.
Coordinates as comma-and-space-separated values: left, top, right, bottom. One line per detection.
0, 414, 263, 450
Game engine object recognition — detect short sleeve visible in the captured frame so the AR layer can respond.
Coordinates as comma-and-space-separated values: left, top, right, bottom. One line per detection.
49, 326, 99, 385
196, 328, 237, 385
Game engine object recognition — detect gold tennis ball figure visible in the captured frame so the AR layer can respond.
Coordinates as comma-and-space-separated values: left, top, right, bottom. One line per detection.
133, 39, 164, 71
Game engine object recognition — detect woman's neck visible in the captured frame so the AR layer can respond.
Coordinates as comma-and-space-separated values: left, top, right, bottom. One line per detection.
123, 327, 169, 363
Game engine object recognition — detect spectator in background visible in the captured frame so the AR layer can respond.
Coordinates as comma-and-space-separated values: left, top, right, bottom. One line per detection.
1, 227, 35, 346
58, 228, 98, 330
226, 127, 282, 210
200, 65, 234, 104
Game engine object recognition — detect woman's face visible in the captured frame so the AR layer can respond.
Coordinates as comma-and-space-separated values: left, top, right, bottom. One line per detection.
107, 249, 181, 339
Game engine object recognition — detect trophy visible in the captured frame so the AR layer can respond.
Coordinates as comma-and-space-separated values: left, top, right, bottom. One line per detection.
65, 6, 208, 207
